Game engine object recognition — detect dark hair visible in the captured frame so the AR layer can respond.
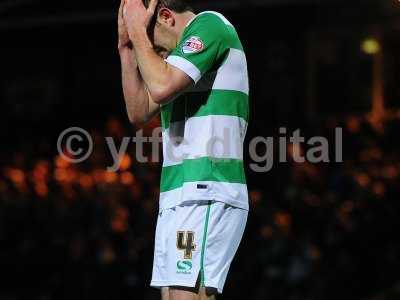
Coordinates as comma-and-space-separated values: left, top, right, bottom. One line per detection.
143, 0, 193, 13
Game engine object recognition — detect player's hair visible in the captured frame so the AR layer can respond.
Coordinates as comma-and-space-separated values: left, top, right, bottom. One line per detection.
143, 0, 194, 13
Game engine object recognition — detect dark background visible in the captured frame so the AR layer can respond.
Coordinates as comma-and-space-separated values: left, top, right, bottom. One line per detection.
1, 0, 400, 299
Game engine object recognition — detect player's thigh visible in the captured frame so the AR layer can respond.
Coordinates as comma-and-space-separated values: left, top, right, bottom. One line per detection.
168, 287, 217, 300
169, 286, 198, 300
199, 287, 217, 300
161, 287, 170, 300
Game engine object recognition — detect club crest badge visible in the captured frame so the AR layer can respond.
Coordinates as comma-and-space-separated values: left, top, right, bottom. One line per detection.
182, 36, 204, 54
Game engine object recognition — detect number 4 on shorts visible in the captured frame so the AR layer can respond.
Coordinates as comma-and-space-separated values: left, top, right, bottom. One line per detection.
177, 231, 196, 260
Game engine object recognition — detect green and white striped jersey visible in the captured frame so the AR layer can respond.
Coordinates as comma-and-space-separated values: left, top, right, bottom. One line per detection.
160, 11, 249, 211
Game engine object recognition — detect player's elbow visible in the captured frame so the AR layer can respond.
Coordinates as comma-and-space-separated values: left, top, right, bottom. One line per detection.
127, 112, 138, 126
149, 67, 192, 104
148, 85, 173, 105
148, 79, 180, 104
127, 111, 148, 127
127, 113, 136, 126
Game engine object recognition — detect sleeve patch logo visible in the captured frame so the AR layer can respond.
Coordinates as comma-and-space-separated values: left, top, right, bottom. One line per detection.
182, 36, 204, 54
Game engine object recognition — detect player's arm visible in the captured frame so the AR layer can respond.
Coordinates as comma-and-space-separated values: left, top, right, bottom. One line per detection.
123, 0, 193, 105
126, 36, 192, 105
119, 48, 160, 125
118, 0, 159, 125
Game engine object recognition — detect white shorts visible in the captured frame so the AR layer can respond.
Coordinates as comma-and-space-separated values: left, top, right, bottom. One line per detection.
150, 201, 248, 294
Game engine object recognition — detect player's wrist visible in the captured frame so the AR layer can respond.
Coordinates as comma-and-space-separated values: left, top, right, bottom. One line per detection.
127, 26, 148, 44
119, 47, 138, 68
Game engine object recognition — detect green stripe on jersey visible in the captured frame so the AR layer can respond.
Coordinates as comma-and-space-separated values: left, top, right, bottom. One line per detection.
160, 157, 246, 193
226, 25, 244, 51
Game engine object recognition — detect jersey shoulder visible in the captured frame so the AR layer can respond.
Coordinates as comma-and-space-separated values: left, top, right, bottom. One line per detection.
185, 11, 232, 39
191, 11, 234, 27
185, 11, 242, 51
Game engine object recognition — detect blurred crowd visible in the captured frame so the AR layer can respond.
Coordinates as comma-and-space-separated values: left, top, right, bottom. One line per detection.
1, 112, 399, 300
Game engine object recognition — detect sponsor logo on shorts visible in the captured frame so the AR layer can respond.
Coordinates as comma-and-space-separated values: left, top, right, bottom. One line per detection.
182, 36, 204, 54
177, 260, 193, 274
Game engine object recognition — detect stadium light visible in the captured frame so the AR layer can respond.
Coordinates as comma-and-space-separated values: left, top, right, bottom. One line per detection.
361, 38, 381, 55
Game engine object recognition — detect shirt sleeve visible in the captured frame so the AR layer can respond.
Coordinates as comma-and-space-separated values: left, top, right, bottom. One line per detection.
166, 13, 228, 84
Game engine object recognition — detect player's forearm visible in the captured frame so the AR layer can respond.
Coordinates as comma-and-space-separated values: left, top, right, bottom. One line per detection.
129, 27, 174, 104
119, 48, 152, 125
